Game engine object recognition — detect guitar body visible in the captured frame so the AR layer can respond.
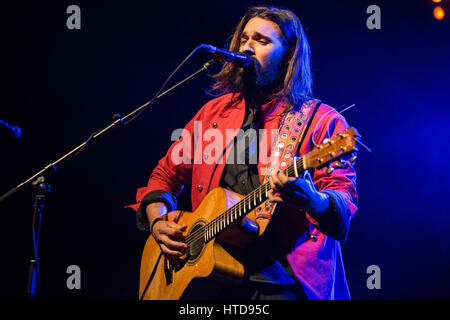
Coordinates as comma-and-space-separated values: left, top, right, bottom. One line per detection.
139, 187, 258, 300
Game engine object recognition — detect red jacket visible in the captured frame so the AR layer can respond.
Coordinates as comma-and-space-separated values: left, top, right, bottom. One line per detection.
129, 92, 358, 299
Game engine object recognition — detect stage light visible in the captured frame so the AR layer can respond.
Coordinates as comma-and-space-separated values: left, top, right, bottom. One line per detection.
432, 0, 442, 3
433, 6, 445, 20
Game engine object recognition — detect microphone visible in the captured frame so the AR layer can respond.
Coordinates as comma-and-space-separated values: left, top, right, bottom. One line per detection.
200, 44, 251, 67
0, 119, 22, 139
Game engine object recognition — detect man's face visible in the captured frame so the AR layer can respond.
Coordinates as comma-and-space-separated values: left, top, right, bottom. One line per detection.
239, 17, 288, 88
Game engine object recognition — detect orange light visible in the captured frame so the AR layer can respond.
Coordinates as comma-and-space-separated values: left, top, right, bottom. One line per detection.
434, 6, 445, 20
432, 0, 442, 3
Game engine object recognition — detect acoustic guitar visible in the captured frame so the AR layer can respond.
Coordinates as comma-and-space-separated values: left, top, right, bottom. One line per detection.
139, 127, 359, 300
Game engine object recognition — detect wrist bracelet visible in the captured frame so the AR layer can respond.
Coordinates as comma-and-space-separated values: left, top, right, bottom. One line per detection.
150, 217, 165, 233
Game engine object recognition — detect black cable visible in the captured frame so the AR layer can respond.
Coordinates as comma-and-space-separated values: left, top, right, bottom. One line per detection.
123, 45, 205, 126
76, 45, 207, 154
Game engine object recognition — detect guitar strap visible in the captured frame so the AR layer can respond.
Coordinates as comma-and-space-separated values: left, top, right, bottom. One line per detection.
255, 98, 321, 222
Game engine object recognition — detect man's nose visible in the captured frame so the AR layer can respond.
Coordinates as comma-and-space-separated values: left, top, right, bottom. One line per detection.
240, 42, 255, 55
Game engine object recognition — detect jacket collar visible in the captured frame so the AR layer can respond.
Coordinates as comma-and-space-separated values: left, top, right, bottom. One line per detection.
227, 92, 290, 122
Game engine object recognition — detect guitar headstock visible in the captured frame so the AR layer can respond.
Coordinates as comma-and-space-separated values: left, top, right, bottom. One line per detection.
303, 127, 359, 170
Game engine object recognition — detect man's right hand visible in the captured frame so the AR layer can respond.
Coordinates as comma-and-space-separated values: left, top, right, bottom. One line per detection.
151, 220, 188, 263
146, 202, 187, 265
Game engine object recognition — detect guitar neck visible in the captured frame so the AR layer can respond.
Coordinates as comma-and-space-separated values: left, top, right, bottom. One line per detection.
203, 157, 305, 242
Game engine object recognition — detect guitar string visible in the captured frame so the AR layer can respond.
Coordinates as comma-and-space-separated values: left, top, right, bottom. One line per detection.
184, 182, 269, 246
183, 157, 304, 246
183, 180, 271, 245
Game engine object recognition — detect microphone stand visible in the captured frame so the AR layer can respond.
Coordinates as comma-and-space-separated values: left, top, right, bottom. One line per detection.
27, 176, 49, 300
0, 58, 217, 299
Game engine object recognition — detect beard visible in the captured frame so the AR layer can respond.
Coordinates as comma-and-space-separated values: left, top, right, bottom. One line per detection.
233, 57, 285, 100
248, 58, 280, 86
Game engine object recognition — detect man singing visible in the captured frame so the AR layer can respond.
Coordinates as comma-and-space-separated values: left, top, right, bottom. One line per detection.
129, 6, 358, 300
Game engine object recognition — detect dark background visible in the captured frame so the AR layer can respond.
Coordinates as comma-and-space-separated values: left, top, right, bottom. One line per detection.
1, 0, 449, 300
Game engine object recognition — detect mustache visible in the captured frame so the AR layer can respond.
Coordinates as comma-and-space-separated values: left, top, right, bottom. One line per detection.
244, 56, 259, 73
229, 57, 280, 91
241, 57, 260, 81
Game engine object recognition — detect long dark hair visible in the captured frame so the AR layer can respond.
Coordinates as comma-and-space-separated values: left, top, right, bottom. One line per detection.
209, 6, 313, 107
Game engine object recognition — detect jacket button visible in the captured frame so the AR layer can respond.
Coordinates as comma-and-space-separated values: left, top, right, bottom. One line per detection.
197, 185, 203, 192
212, 122, 218, 128
309, 234, 318, 242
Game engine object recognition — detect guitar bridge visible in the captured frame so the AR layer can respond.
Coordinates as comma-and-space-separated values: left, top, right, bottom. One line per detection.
163, 253, 191, 285
163, 257, 173, 285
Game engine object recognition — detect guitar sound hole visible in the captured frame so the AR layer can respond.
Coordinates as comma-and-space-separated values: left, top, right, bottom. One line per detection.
186, 222, 205, 262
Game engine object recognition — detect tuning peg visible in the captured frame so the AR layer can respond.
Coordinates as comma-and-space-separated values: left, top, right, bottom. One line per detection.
349, 153, 357, 163
335, 160, 346, 168
325, 162, 334, 174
